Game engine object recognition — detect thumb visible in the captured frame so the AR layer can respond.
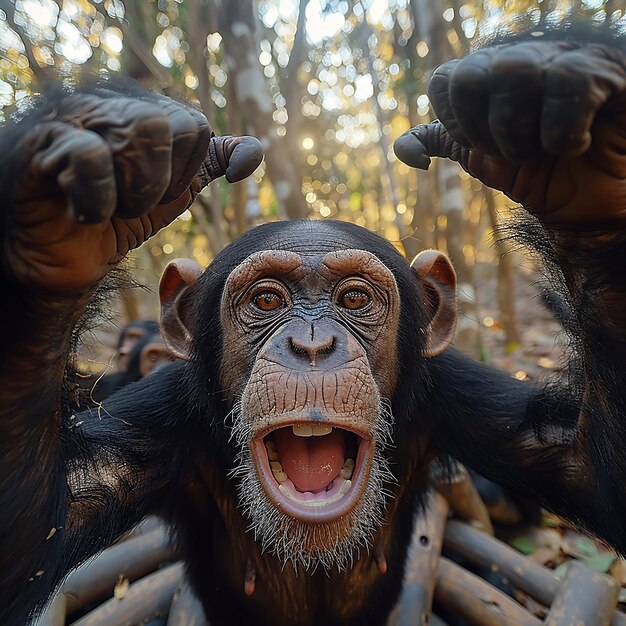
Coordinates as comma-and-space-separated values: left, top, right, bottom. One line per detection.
394, 122, 472, 173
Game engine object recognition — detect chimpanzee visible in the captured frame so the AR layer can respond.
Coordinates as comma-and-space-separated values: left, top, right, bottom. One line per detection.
116, 319, 160, 372
90, 330, 174, 403
2, 24, 626, 626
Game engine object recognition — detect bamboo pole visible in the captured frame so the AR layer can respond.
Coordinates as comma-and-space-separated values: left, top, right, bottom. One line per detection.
71, 563, 183, 626
397, 492, 449, 626
33, 593, 66, 626
433, 464, 494, 535
444, 520, 559, 607
167, 581, 209, 626
544, 561, 619, 626
435, 557, 541, 626
64, 528, 175, 614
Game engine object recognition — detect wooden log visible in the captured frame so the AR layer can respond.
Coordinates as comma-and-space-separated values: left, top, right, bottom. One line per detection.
120, 516, 167, 541
433, 463, 493, 535
64, 528, 176, 614
167, 581, 208, 625
33, 593, 66, 626
443, 519, 559, 607
435, 557, 542, 626
544, 561, 618, 626
397, 492, 449, 626
71, 563, 183, 626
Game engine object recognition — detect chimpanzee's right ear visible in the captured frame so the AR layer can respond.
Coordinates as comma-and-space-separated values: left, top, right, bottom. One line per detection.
159, 259, 203, 361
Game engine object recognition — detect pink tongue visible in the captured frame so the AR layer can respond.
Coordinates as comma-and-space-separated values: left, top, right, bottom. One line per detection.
273, 427, 345, 493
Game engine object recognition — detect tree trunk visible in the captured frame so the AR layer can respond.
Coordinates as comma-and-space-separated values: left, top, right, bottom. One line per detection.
225, 58, 250, 236
411, 0, 482, 356
196, 192, 229, 251
189, 202, 218, 259
437, 160, 481, 355
359, 18, 408, 244
184, 1, 214, 122
400, 10, 436, 258
283, 0, 310, 173
218, 0, 307, 219
484, 187, 520, 348
119, 1, 173, 88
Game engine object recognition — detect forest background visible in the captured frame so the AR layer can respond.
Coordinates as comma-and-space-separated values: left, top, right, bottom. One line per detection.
0, 0, 622, 376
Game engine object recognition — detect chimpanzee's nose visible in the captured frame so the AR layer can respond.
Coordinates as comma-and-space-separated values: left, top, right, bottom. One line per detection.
289, 324, 336, 366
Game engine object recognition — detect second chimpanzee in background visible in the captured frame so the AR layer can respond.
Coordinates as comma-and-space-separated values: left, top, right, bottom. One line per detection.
116, 319, 160, 373
89, 321, 174, 402
2, 21, 626, 626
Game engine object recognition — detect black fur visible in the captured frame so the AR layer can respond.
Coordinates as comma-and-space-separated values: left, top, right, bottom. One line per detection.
2, 214, 625, 625
4, 23, 626, 626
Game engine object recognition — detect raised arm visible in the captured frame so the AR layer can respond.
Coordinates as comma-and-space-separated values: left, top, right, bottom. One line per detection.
0, 84, 262, 623
395, 26, 626, 549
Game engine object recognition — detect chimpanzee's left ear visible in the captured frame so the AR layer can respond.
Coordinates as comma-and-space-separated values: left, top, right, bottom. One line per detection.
159, 258, 203, 361
410, 250, 457, 357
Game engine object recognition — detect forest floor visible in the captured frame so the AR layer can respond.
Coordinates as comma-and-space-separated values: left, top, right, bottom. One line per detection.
475, 258, 566, 380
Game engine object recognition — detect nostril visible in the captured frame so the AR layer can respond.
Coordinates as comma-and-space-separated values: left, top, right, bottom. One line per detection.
318, 337, 336, 355
288, 337, 309, 357
288, 335, 336, 364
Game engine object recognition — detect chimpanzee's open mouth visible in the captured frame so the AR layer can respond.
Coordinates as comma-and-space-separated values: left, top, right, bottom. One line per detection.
250, 423, 374, 522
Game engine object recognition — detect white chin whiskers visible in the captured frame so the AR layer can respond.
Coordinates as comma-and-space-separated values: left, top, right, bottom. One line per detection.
227, 400, 396, 571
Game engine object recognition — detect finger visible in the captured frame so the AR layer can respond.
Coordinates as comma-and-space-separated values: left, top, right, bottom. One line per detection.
393, 127, 433, 170
195, 135, 264, 190
393, 122, 471, 172
36, 122, 116, 225
64, 95, 174, 218
447, 49, 500, 154
106, 99, 173, 216
158, 99, 212, 203
223, 135, 264, 183
427, 59, 472, 147
487, 43, 548, 159
542, 47, 625, 155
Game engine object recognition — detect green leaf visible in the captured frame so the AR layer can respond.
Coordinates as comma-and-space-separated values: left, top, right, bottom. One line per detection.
581, 552, 616, 573
574, 537, 599, 557
511, 536, 539, 555
505, 341, 520, 354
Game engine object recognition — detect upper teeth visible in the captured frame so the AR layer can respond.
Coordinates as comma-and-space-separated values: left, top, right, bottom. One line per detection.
292, 424, 333, 437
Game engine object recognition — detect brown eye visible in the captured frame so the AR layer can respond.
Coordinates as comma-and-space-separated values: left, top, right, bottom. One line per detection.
338, 289, 370, 310
253, 291, 284, 312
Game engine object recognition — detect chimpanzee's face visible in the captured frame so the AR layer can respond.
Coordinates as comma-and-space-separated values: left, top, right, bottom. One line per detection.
160, 220, 457, 570
219, 246, 401, 570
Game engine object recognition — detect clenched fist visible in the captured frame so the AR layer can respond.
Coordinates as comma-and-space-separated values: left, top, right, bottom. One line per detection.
394, 33, 626, 230
2, 85, 262, 294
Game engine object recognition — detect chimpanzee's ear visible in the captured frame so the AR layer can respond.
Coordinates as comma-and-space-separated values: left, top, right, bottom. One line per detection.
410, 250, 457, 357
159, 259, 203, 361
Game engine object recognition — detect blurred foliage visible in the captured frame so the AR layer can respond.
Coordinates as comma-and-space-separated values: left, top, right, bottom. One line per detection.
0, 0, 623, 334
